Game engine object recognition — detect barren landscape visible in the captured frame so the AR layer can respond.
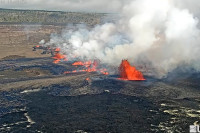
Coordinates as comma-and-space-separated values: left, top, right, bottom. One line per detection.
0, 9, 200, 133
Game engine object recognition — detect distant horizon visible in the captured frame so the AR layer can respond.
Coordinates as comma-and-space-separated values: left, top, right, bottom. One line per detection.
0, 7, 113, 14
0, 0, 126, 14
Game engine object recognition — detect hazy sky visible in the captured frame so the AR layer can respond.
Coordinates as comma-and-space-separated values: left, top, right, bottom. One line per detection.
0, 0, 128, 13
1, 0, 200, 15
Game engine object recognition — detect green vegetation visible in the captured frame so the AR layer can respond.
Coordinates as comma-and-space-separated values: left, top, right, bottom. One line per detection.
0, 8, 105, 26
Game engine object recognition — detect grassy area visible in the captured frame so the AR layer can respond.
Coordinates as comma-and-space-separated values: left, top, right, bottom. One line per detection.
0, 8, 105, 26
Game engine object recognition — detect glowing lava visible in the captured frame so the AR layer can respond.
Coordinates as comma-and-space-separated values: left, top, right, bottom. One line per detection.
86, 78, 90, 81
65, 60, 108, 75
72, 61, 84, 66
54, 48, 61, 52
52, 53, 68, 64
119, 60, 145, 81
72, 61, 94, 67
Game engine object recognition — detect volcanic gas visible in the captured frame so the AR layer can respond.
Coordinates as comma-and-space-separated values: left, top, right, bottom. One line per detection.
119, 60, 145, 81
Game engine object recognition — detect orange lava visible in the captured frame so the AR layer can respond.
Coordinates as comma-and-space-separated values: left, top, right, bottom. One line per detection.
86, 78, 90, 81
53, 60, 60, 64
72, 61, 84, 66
52, 53, 65, 60
101, 71, 109, 75
119, 60, 145, 81
72, 61, 93, 67
65, 60, 109, 75
52, 53, 68, 64
54, 48, 60, 52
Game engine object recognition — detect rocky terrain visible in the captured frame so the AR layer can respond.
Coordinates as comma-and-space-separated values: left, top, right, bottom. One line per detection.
0, 55, 199, 133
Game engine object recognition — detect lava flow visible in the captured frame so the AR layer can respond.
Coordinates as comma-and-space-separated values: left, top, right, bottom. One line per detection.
52, 48, 68, 64
65, 60, 109, 75
52, 53, 67, 63
72, 61, 84, 66
119, 60, 145, 81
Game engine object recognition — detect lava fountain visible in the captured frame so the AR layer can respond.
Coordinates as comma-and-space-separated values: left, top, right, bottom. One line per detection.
119, 60, 145, 81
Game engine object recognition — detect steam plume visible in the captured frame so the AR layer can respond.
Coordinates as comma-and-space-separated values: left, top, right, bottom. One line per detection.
43, 0, 200, 77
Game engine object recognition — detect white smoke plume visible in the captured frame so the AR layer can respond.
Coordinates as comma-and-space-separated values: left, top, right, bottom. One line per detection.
43, 0, 200, 77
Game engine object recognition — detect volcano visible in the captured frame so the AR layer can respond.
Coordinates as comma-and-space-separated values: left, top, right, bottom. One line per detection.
119, 60, 145, 81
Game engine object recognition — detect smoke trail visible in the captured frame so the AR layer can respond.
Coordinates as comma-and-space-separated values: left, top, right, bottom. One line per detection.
43, 0, 200, 77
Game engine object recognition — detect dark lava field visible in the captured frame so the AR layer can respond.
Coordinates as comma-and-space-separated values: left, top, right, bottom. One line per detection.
0, 55, 200, 133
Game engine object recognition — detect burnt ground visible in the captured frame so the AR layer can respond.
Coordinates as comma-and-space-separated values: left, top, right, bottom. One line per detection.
0, 56, 200, 133
0, 24, 200, 133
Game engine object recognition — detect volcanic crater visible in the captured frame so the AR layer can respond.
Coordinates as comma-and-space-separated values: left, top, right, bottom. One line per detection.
0, 24, 200, 133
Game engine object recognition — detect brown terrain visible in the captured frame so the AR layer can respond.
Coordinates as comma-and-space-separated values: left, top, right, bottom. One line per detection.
0, 24, 63, 59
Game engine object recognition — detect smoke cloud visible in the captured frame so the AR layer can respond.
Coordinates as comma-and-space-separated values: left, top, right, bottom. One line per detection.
43, 0, 200, 77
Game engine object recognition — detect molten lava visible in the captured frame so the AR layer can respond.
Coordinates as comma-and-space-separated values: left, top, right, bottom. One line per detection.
72, 61, 84, 66
65, 60, 109, 75
72, 61, 93, 67
119, 60, 145, 80
54, 48, 61, 52
86, 78, 90, 81
53, 53, 65, 60
52, 53, 68, 64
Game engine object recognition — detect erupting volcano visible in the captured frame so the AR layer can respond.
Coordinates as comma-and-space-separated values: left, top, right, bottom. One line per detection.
119, 60, 145, 81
